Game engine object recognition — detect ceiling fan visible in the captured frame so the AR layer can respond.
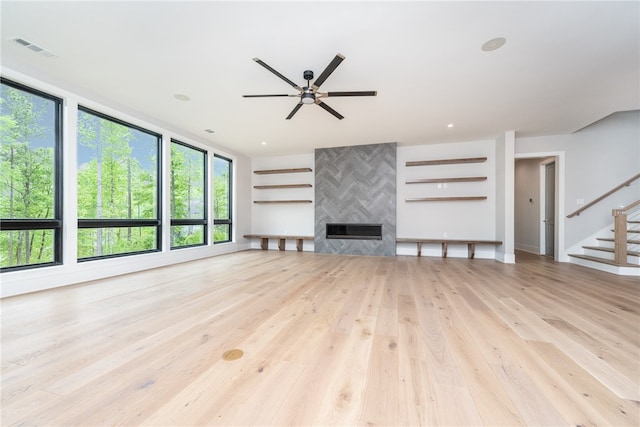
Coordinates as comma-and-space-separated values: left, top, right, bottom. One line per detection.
243, 53, 377, 120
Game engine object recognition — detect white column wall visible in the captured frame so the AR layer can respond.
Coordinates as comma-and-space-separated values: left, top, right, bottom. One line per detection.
495, 131, 516, 263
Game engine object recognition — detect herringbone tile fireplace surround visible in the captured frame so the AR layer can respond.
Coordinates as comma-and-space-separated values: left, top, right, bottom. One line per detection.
314, 142, 397, 256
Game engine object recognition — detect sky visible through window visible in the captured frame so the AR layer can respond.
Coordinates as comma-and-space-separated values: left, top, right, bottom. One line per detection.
76, 112, 157, 172
2, 87, 55, 150
76, 131, 157, 170
8, 94, 220, 181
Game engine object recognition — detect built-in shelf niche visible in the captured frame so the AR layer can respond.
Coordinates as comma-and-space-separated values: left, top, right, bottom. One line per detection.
254, 184, 312, 189
405, 196, 487, 202
406, 176, 487, 184
253, 167, 312, 174
254, 200, 313, 204
404, 157, 488, 202
252, 167, 313, 204
406, 157, 487, 167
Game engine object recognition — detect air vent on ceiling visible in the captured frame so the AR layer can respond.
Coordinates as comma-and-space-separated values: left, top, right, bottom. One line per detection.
10, 37, 57, 59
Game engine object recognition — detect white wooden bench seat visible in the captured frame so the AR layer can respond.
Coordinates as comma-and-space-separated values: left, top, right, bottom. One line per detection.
397, 238, 502, 259
244, 234, 313, 252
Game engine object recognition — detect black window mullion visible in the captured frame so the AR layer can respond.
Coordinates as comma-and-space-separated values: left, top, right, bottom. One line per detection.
213, 154, 232, 243
54, 92, 63, 265
171, 219, 207, 226
156, 133, 163, 252
78, 219, 161, 228
170, 139, 207, 248
0, 219, 62, 231
1, 78, 62, 271
76, 107, 161, 259
78, 105, 160, 139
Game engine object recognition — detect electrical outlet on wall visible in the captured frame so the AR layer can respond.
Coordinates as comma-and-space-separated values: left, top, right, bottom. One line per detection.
576, 198, 584, 205
443, 232, 448, 238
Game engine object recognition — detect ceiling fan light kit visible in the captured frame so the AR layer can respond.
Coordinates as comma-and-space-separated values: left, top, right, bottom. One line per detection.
301, 91, 315, 105
243, 53, 377, 120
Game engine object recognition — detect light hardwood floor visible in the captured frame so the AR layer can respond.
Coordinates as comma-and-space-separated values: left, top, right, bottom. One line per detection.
2, 250, 639, 426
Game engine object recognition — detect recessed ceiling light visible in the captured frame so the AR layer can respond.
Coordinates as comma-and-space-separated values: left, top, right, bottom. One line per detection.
447, 123, 454, 128
261, 141, 267, 145
481, 37, 506, 52
174, 94, 190, 101
204, 129, 215, 134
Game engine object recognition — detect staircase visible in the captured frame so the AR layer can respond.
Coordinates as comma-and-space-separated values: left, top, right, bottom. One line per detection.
569, 207, 640, 276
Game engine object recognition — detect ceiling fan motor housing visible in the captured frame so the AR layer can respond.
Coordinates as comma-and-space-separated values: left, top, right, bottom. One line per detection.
303, 70, 314, 81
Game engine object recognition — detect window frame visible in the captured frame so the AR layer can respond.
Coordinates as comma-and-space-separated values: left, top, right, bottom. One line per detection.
76, 106, 162, 261
169, 139, 208, 249
213, 154, 233, 244
0, 78, 63, 272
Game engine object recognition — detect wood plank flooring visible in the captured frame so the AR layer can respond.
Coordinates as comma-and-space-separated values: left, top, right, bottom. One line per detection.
1, 250, 639, 426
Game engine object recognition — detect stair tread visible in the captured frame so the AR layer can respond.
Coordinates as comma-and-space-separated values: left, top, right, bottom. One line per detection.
597, 237, 640, 244
569, 253, 640, 267
582, 246, 640, 257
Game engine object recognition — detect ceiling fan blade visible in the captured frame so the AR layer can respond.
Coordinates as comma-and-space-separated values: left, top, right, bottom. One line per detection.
253, 58, 302, 91
316, 101, 344, 120
243, 94, 294, 98
312, 53, 345, 91
326, 91, 377, 97
286, 102, 304, 120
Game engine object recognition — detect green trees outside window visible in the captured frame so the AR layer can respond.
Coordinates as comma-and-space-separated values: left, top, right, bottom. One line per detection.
213, 155, 232, 243
2, 79, 234, 273
77, 107, 161, 259
170, 140, 206, 248
0, 79, 62, 270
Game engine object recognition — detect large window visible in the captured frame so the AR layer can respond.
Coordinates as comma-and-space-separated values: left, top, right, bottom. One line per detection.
170, 140, 206, 248
0, 79, 62, 270
1, 78, 237, 276
213, 155, 232, 243
77, 107, 161, 260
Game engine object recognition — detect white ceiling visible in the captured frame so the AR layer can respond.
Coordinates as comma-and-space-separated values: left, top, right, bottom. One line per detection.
2, 1, 639, 157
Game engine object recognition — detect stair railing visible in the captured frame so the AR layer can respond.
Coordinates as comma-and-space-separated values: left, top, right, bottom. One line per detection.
612, 199, 640, 265
567, 173, 640, 218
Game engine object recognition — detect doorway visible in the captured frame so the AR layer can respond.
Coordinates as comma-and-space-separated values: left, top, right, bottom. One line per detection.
543, 161, 556, 257
514, 151, 566, 262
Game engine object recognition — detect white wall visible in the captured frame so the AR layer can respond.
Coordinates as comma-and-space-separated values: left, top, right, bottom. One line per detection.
243, 109, 640, 263
1, 67, 253, 298
516, 110, 640, 251
493, 131, 516, 263
250, 141, 502, 259
233, 156, 253, 248
397, 140, 498, 258
4, 66, 636, 297
249, 154, 315, 251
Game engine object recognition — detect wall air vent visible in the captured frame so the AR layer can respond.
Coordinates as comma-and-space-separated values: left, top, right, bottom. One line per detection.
10, 37, 57, 59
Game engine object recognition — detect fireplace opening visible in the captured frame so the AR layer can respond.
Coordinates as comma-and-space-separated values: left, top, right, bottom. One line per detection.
326, 223, 382, 240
